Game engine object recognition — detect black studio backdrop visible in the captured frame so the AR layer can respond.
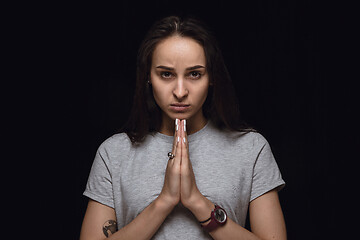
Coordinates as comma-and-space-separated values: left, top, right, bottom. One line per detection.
34, 1, 351, 239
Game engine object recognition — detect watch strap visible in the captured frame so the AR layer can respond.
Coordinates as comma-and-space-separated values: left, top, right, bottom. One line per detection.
202, 214, 219, 232
199, 216, 211, 224
202, 205, 227, 232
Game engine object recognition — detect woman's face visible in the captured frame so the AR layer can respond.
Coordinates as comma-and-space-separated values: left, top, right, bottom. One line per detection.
150, 36, 210, 127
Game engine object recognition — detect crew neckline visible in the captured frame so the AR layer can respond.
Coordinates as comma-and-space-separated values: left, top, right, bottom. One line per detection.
154, 120, 211, 143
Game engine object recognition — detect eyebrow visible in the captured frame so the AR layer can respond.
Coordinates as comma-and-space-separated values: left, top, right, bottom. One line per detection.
155, 65, 205, 71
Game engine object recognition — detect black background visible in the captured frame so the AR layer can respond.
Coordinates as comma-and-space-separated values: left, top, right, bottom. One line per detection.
12, 0, 356, 239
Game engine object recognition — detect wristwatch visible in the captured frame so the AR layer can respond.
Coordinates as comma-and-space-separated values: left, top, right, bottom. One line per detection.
201, 205, 227, 232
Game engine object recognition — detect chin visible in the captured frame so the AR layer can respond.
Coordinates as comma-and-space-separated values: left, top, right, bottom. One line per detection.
166, 112, 192, 121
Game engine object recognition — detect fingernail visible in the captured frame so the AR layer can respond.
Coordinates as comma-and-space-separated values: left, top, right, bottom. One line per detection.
177, 136, 180, 143
175, 119, 179, 131
183, 137, 186, 143
183, 119, 186, 132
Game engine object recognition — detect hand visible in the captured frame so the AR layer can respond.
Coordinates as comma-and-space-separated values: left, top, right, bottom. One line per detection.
178, 119, 203, 209
178, 120, 215, 222
158, 119, 214, 219
158, 119, 181, 209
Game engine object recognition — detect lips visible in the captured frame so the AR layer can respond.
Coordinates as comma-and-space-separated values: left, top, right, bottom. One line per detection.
170, 103, 190, 112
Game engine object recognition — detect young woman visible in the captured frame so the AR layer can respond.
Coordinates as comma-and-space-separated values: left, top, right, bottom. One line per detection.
80, 16, 286, 240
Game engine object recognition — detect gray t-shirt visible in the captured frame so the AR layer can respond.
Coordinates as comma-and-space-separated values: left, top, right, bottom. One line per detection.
84, 121, 285, 239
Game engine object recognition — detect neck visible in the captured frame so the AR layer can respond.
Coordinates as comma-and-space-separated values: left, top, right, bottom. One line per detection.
159, 112, 208, 136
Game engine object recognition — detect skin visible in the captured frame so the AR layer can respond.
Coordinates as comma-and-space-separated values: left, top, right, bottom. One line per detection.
149, 35, 213, 218
80, 35, 287, 240
150, 35, 209, 136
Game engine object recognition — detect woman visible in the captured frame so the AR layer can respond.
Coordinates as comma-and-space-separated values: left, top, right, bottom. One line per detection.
80, 16, 286, 240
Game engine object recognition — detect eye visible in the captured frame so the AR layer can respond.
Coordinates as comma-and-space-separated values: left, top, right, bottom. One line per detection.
188, 71, 202, 80
160, 71, 174, 79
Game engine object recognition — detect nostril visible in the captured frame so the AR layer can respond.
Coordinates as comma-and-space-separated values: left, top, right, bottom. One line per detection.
173, 91, 189, 101
173, 87, 189, 99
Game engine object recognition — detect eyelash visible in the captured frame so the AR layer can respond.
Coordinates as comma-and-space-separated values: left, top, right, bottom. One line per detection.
160, 71, 202, 80
160, 72, 173, 79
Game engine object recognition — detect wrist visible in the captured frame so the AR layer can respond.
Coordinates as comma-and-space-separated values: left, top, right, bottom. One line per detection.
155, 194, 177, 214
186, 195, 214, 223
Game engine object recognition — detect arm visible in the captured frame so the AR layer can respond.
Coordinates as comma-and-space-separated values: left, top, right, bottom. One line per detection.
178, 120, 286, 239
80, 197, 174, 240
187, 190, 286, 240
249, 190, 287, 240
80, 120, 183, 240
80, 200, 117, 240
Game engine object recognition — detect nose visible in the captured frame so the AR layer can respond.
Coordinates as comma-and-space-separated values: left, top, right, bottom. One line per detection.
173, 78, 188, 101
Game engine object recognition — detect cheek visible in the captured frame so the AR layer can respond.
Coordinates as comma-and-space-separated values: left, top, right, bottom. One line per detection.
193, 82, 209, 105
151, 83, 169, 107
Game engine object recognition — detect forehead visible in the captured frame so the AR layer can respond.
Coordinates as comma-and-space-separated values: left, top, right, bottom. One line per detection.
152, 36, 206, 68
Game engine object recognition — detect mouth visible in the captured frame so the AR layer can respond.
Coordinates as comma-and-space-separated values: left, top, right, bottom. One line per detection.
169, 104, 191, 112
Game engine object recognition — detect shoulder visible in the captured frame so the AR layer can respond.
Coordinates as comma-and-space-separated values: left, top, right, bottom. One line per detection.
214, 126, 268, 148
97, 133, 133, 161
234, 131, 268, 152
205, 122, 269, 148
236, 131, 268, 147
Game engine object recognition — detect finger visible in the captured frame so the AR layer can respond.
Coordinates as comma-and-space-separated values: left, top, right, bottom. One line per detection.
174, 129, 182, 166
171, 119, 180, 156
180, 120, 190, 167
183, 119, 188, 151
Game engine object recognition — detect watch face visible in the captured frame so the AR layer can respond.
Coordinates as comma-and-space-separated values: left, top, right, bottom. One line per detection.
214, 208, 227, 223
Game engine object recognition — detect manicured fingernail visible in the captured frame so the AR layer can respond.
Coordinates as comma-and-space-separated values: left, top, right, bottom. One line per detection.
177, 136, 180, 143
183, 119, 186, 132
175, 119, 179, 131
183, 137, 186, 143
175, 119, 178, 125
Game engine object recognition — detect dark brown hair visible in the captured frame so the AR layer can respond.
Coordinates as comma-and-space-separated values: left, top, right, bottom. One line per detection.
122, 16, 252, 144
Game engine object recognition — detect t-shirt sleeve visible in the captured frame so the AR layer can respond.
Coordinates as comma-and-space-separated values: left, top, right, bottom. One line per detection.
250, 136, 285, 202
83, 144, 114, 208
